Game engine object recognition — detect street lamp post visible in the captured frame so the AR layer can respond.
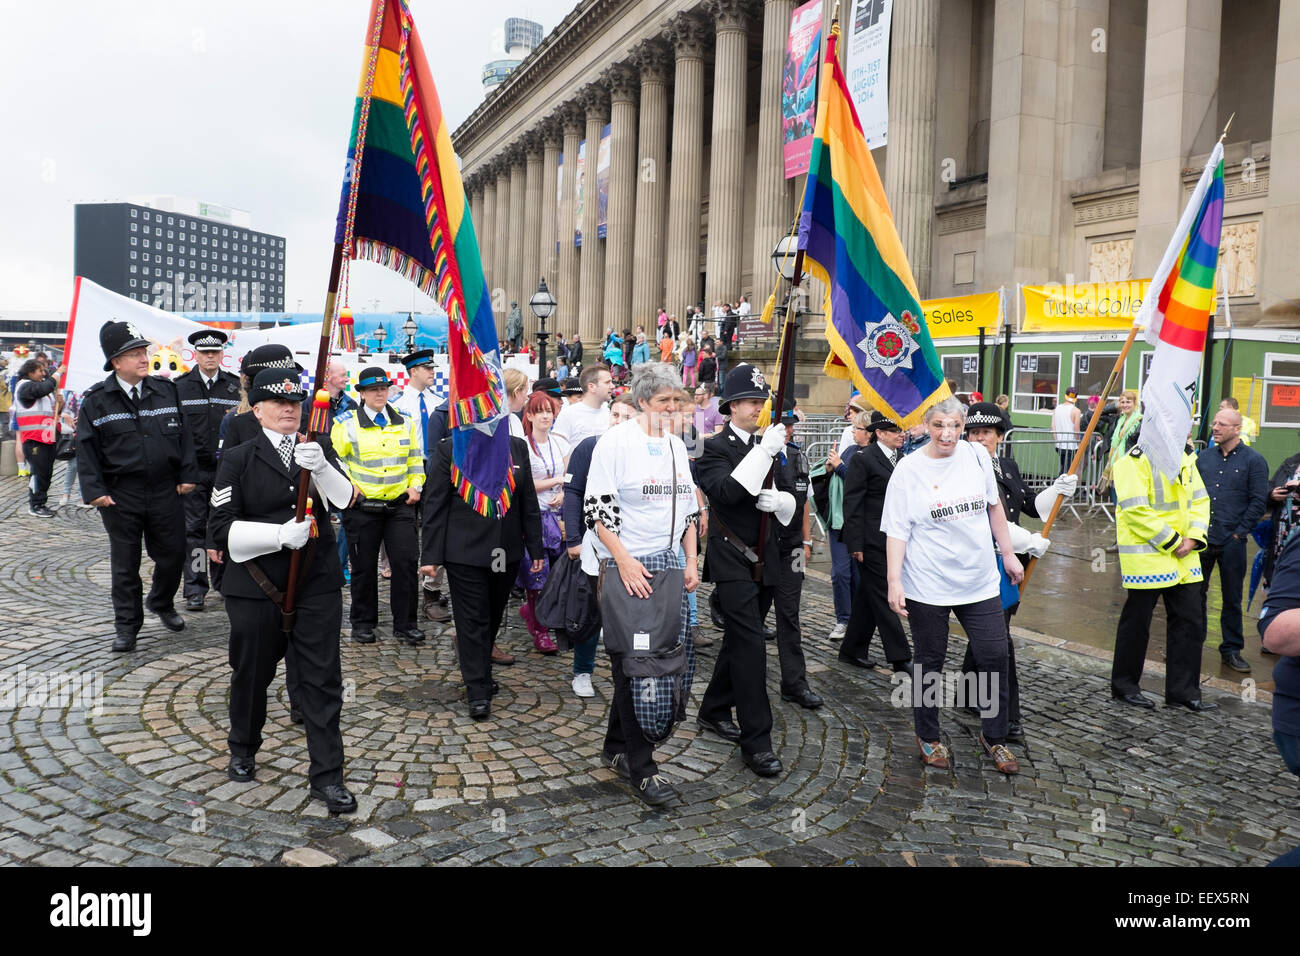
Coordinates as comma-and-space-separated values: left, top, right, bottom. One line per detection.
770, 235, 806, 388
403, 313, 417, 352
374, 324, 387, 358
528, 277, 556, 375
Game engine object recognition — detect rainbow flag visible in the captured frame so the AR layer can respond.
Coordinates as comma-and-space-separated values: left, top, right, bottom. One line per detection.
797, 21, 948, 428
335, 0, 513, 516
1136, 141, 1224, 483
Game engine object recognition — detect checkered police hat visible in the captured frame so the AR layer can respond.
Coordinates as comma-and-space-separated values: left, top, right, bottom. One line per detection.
188, 328, 229, 352
249, 367, 306, 404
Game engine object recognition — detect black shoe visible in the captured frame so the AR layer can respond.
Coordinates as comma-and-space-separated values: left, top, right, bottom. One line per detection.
28, 505, 56, 518
1168, 698, 1219, 713
743, 751, 783, 777
837, 652, 878, 669
490, 681, 500, 697
709, 592, 726, 630
154, 608, 185, 632
111, 631, 137, 653
289, 704, 304, 725
352, 628, 376, 644
468, 699, 491, 720
601, 751, 630, 779
396, 627, 425, 646
310, 783, 357, 814
891, 660, 913, 675
1112, 692, 1155, 709
780, 688, 824, 709
634, 774, 678, 807
697, 716, 741, 742
1005, 721, 1025, 744
1222, 652, 1251, 673
227, 756, 256, 783
185, 594, 205, 612
763, 626, 777, 642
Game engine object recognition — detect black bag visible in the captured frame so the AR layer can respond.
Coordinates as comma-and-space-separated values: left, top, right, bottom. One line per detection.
534, 550, 600, 647
54, 434, 76, 461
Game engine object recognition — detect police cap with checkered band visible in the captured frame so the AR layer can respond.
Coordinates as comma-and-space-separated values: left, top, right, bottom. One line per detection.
249, 367, 307, 404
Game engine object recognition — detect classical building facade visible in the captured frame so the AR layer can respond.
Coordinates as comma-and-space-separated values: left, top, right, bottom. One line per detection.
454, 0, 1300, 355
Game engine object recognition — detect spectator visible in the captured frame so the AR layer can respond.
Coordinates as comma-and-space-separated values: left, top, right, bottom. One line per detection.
631, 332, 651, 366
836, 392, 870, 455
14, 358, 65, 517
994, 394, 1010, 413
693, 382, 725, 439
714, 335, 729, 381
503, 367, 529, 439
658, 330, 674, 363
518, 390, 568, 655
1104, 389, 1141, 480
883, 398, 1024, 774
1217, 396, 1258, 446
1051, 386, 1082, 474
1196, 407, 1269, 674
824, 409, 871, 640
569, 334, 584, 370
57, 387, 90, 508
697, 346, 717, 386
602, 330, 625, 370
680, 336, 698, 387
553, 364, 613, 447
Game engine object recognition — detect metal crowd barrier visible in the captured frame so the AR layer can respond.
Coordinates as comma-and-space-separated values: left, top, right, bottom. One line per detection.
1002, 427, 1112, 522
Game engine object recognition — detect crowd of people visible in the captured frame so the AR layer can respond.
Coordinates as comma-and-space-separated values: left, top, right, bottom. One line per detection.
7, 319, 1297, 817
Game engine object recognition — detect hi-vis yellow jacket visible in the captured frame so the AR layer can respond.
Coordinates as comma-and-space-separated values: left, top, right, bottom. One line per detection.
330, 404, 425, 502
1113, 446, 1210, 589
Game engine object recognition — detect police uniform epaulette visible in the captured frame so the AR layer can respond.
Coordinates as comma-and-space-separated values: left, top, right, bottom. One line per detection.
84, 380, 106, 395
1130, 446, 1144, 457
336, 410, 355, 422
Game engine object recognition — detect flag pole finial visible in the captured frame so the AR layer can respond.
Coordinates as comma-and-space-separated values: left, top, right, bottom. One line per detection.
1220, 112, 1236, 144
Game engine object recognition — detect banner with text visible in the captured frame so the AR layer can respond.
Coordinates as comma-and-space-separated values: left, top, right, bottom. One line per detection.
1021, 280, 1151, 332
923, 290, 1001, 338
782, 0, 823, 178
844, 0, 892, 148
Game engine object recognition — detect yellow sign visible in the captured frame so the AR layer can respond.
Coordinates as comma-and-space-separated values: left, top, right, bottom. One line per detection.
1020, 280, 1150, 332
922, 291, 1001, 338
1231, 376, 1266, 419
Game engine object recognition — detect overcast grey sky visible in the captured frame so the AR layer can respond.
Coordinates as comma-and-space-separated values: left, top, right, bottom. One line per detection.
0, 0, 577, 314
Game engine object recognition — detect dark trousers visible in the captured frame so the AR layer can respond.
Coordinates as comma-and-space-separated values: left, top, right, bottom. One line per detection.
225, 593, 344, 788
699, 577, 774, 756
842, 547, 912, 665
1112, 582, 1205, 703
22, 439, 55, 509
98, 480, 185, 635
757, 549, 810, 695
605, 653, 657, 781
962, 606, 1020, 724
1200, 538, 1247, 657
445, 560, 517, 701
342, 502, 418, 631
182, 468, 220, 598
906, 596, 1009, 743
1058, 448, 1073, 475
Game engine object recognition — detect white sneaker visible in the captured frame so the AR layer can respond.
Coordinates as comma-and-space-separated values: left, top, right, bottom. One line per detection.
58, 494, 69, 506
572, 673, 595, 698
829, 622, 848, 640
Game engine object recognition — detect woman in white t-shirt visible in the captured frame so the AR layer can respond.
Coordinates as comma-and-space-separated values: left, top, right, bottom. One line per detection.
583, 364, 699, 807
881, 398, 1024, 775
517, 390, 570, 654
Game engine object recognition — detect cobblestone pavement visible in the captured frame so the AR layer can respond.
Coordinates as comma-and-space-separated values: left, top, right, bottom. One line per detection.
1, 466, 1296, 867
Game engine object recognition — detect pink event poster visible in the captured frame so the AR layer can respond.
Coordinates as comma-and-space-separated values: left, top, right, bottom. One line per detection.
782, 0, 823, 179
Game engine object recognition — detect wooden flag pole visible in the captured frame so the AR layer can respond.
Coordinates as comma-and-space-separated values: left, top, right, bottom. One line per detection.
1018, 322, 1139, 596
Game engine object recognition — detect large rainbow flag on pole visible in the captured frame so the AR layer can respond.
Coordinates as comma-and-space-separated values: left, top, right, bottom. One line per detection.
797, 19, 948, 428
1135, 141, 1225, 484
335, 0, 513, 516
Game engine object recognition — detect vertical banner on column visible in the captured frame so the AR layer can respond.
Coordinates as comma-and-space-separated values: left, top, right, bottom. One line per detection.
555, 153, 563, 255
596, 124, 611, 239
782, 0, 824, 179
844, 0, 892, 148
574, 139, 587, 247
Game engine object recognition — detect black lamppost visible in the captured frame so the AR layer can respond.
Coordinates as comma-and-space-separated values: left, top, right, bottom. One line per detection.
374, 324, 387, 357
403, 313, 417, 352
529, 277, 556, 374
770, 236, 806, 384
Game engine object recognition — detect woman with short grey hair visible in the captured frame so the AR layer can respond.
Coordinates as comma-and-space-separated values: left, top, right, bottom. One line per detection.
881, 395, 1025, 775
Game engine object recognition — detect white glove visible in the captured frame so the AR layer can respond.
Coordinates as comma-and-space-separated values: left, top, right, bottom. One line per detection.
773, 490, 797, 526
1051, 473, 1079, 497
227, 521, 281, 563
1034, 472, 1079, 517
277, 516, 311, 550
759, 423, 787, 457
293, 441, 326, 472
755, 489, 781, 513
1024, 532, 1051, 558
731, 445, 774, 496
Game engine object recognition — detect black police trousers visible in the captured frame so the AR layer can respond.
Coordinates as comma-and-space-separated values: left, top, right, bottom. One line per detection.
444, 561, 518, 702
699, 577, 775, 756
183, 468, 222, 598
1111, 582, 1206, 704
98, 479, 185, 636
842, 546, 912, 666
225, 592, 344, 788
758, 547, 812, 695
342, 500, 418, 633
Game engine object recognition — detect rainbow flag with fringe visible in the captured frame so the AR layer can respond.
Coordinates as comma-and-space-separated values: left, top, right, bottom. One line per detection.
1136, 141, 1224, 484
797, 21, 948, 428
335, 0, 512, 516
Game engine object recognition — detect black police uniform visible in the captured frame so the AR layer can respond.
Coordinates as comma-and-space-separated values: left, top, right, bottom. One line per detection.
206, 423, 348, 797
757, 437, 816, 699
421, 434, 543, 712
175, 359, 240, 603
78, 371, 198, 645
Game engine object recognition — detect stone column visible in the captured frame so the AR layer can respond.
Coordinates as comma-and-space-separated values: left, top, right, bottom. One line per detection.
540, 120, 562, 300
704, 0, 749, 310
1261, 0, 1300, 321
559, 104, 584, 338
522, 131, 544, 340
578, 83, 609, 346
751, 0, 796, 305
884, 0, 939, 298
603, 63, 640, 329
1133, 0, 1222, 275
492, 162, 511, 338
480, 172, 497, 312
507, 145, 527, 328
468, 179, 483, 259
631, 39, 671, 328
665, 12, 710, 318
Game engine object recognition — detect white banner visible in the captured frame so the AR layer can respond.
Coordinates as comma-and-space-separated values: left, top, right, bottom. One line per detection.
844, 0, 892, 149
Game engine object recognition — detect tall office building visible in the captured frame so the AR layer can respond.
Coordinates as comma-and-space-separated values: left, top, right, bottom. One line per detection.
73, 198, 285, 312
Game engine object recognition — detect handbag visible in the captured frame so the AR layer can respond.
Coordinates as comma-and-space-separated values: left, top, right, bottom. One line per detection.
55, 434, 76, 461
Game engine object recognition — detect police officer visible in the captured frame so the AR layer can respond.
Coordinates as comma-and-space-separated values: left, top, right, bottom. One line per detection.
758, 401, 823, 710
331, 367, 425, 645
218, 344, 303, 454
77, 321, 199, 652
175, 329, 241, 609
206, 368, 357, 813
695, 364, 794, 777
